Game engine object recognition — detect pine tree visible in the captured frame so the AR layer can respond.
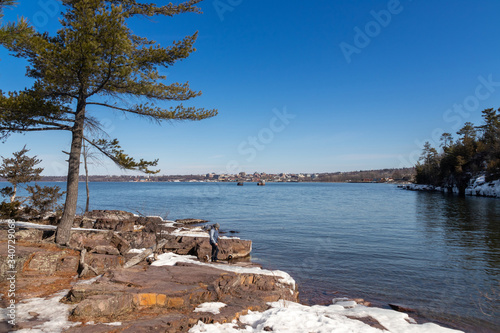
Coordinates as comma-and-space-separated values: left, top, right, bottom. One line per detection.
0, 1, 217, 244
0, 146, 43, 203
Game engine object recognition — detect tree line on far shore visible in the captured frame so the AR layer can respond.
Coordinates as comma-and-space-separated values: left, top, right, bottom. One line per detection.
415, 107, 500, 195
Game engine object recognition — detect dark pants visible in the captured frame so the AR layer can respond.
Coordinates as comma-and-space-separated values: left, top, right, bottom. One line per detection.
210, 243, 219, 262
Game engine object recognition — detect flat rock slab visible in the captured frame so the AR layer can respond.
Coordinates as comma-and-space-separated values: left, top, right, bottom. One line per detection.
64, 260, 298, 332
0, 242, 80, 300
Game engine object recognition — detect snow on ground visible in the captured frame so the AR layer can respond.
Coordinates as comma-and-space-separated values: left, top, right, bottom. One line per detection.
170, 225, 240, 240
466, 177, 500, 197
127, 248, 146, 254
1, 291, 80, 333
0, 221, 106, 232
189, 299, 463, 333
151, 252, 295, 289
0, 274, 104, 332
194, 302, 227, 315
171, 227, 210, 238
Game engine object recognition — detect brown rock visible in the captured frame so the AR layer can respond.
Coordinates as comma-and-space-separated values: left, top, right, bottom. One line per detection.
72, 293, 134, 318
94, 218, 135, 232
15, 229, 45, 242
23, 251, 79, 276
136, 216, 163, 226
73, 217, 95, 229
85, 253, 125, 275
69, 230, 115, 250
120, 231, 157, 249
90, 245, 120, 255
175, 218, 209, 224
389, 303, 417, 313
185, 237, 252, 260
66, 261, 298, 328
85, 210, 137, 222
110, 233, 131, 255
69, 230, 130, 257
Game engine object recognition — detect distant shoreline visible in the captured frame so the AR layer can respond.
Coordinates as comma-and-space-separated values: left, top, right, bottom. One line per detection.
0, 167, 416, 184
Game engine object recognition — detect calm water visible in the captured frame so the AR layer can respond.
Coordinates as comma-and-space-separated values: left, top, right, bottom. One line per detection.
6, 182, 500, 332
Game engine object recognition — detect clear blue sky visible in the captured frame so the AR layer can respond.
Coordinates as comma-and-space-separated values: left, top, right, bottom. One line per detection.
1, 0, 500, 176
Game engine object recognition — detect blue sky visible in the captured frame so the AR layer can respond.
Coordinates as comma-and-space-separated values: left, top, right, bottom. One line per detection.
1, 0, 500, 176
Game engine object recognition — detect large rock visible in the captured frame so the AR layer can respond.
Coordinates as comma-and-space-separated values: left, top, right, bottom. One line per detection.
84, 210, 138, 222
120, 231, 157, 249
64, 262, 298, 331
0, 242, 80, 299
135, 216, 164, 225
94, 218, 135, 232
163, 236, 252, 261
69, 230, 130, 255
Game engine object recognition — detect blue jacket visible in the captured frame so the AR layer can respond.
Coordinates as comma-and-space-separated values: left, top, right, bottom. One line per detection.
209, 227, 219, 245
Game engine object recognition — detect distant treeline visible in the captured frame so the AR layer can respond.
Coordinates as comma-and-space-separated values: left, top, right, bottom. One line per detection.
316, 168, 415, 183
415, 107, 500, 195
0, 168, 416, 183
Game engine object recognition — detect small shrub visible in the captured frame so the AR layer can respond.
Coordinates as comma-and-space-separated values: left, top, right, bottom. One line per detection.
0, 201, 21, 219
26, 184, 65, 216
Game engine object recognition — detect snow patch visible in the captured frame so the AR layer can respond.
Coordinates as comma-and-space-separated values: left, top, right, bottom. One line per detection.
128, 248, 146, 254
194, 302, 227, 315
6, 291, 80, 333
189, 299, 463, 333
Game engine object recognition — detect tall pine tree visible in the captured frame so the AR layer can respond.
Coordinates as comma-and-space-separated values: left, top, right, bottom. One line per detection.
0, 0, 217, 244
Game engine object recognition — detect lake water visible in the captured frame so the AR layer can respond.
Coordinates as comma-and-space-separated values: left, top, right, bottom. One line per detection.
5, 181, 500, 332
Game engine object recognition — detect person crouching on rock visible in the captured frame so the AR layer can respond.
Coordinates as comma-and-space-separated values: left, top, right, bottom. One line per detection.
209, 223, 220, 262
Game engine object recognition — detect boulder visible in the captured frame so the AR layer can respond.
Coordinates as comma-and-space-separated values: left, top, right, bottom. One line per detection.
135, 216, 164, 225
15, 229, 45, 242
69, 230, 131, 255
135, 216, 164, 233
110, 233, 131, 255
171, 237, 252, 260
94, 218, 135, 232
85, 253, 125, 276
121, 231, 157, 249
388, 303, 417, 313
69, 230, 114, 250
73, 217, 95, 229
84, 210, 138, 222
72, 294, 134, 319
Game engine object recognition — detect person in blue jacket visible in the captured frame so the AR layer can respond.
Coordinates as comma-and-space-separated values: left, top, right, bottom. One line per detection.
209, 223, 220, 262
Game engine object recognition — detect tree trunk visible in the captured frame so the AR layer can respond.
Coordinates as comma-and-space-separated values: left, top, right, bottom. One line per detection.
83, 141, 90, 213
56, 100, 86, 245
9, 185, 17, 203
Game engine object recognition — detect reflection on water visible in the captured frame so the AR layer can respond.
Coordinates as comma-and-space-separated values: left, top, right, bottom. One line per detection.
416, 192, 499, 331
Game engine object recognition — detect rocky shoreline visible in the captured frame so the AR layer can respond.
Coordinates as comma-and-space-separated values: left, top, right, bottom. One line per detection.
401, 177, 500, 198
0, 211, 463, 332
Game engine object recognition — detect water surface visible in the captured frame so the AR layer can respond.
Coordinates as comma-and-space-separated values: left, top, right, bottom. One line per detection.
5, 181, 499, 332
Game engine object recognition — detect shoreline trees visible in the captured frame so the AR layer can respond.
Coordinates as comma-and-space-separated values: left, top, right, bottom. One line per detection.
0, 0, 217, 245
415, 108, 500, 195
